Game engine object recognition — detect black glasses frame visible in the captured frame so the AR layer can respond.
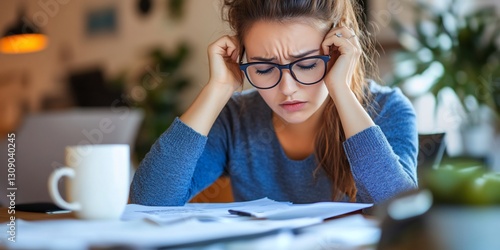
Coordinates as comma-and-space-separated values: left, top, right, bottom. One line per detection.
239, 55, 331, 90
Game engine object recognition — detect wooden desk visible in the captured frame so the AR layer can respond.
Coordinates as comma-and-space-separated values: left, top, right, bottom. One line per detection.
0, 207, 75, 222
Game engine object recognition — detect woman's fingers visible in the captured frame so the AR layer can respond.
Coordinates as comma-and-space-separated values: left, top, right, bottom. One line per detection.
322, 26, 360, 56
228, 36, 240, 62
210, 35, 239, 60
207, 35, 243, 89
321, 26, 362, 89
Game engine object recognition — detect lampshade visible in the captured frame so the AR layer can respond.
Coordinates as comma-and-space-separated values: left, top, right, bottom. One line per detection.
0, 11, 48, 54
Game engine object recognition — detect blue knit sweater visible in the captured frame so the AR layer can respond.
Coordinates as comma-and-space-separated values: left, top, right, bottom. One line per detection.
130, 82, 418, 205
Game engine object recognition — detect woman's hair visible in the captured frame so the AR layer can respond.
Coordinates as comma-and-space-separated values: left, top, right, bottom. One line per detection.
223, 0, 377, 202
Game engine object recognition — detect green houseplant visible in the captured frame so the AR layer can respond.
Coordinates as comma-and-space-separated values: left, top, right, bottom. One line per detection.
109, 0, 191, 163
389, 0, 500, 121
133, 44, 191, 161
108, 43, 191, 163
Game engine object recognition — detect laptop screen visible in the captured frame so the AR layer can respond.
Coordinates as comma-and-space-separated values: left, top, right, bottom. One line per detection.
0, 108, 143, 205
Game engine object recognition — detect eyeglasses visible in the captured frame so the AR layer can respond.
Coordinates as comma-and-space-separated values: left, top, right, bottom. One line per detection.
239, 55, 330, 90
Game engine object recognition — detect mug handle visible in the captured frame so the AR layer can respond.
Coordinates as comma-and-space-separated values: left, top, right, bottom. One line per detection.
48, 167, 81, 211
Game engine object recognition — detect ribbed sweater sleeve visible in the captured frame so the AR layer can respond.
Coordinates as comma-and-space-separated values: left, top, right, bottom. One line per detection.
344, 87, 418, 203
130, 118, 209, 206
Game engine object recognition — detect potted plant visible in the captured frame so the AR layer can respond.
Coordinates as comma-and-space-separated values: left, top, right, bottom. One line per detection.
389, 0, 500, 158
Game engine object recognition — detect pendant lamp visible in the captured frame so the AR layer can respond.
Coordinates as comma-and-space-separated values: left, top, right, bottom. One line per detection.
0, 9, 48, 54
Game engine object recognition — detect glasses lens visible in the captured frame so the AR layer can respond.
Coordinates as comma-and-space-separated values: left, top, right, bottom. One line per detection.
291, 57, 327, 84
245, 64, 280, 89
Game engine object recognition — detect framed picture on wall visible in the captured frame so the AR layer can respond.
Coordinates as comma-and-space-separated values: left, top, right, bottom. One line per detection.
85, 6, 118, 37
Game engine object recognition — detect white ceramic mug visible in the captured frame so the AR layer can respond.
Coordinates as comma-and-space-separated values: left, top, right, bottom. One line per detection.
48, 144, 130, 220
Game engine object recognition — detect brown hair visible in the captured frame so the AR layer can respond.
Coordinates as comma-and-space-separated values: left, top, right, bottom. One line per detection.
223, 0, 378, 201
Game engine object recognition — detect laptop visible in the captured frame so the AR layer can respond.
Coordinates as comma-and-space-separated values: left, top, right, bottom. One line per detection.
0, 108, 144, 206
417, 133, 446, 170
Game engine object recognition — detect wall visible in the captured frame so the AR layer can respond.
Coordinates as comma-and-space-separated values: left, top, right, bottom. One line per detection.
2, 0, 499, 136
0, 0, 227, 135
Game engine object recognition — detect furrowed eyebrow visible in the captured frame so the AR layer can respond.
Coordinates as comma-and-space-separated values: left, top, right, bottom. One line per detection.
290, 49, 320, 59
249, 49, 320, 62
249, 56, 277, 62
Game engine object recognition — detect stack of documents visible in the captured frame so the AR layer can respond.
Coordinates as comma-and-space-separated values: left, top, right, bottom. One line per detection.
123, 197, 372, 223
1, 198, 374, 249
227, 198, 373, 220
2, 217, 321, 249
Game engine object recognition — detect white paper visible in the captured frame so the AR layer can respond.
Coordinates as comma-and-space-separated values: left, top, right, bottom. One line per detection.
229, 201, 373, 220
121, 197, 291, 224
0, 198, 375, 249
222, 215, 381, 250
293, 214, 381, 249
0, 217, 321, 250
123, 198, 372, 223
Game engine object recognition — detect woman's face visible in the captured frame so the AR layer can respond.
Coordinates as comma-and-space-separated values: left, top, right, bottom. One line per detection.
243, 19, 330, 125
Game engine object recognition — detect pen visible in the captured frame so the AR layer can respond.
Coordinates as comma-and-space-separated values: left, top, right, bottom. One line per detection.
228, 209, 254, 217
46, 209, 71, 214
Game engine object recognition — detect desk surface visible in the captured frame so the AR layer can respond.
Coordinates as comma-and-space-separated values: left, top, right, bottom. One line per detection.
0, 207, 75, 221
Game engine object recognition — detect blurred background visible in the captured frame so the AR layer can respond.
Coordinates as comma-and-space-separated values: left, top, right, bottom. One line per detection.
0, 0, 499, 203
0, 0, 230, 162
0, 0, 232, 205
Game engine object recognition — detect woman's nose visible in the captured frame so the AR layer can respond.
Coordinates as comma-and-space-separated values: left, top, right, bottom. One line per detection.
278, 70, 299, 96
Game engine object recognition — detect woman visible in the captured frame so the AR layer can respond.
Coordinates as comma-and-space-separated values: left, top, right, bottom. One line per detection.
130, 0, 418, 206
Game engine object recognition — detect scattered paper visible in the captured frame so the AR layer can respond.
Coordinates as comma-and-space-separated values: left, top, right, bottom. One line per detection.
122, 197, 290, 224
293, 214, 381, 249
1, 217, 321, 249
0, 198, 376, 249
123, 197, 371, 222
228, 201, 373, 220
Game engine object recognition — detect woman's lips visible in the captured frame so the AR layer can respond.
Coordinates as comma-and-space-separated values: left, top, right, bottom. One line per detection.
280, 101, 306, 112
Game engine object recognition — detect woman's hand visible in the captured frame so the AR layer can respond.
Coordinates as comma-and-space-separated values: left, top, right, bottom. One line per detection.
320, 26, 375, 139
207, 35, 244, 91
180, 36, 243, 136
321, 26, 361, 89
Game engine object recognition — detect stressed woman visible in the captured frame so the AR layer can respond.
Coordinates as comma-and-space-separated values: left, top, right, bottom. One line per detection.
130, 0, 418, 206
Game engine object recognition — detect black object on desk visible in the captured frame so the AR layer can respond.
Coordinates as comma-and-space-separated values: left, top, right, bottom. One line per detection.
16, 202, 70, 214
